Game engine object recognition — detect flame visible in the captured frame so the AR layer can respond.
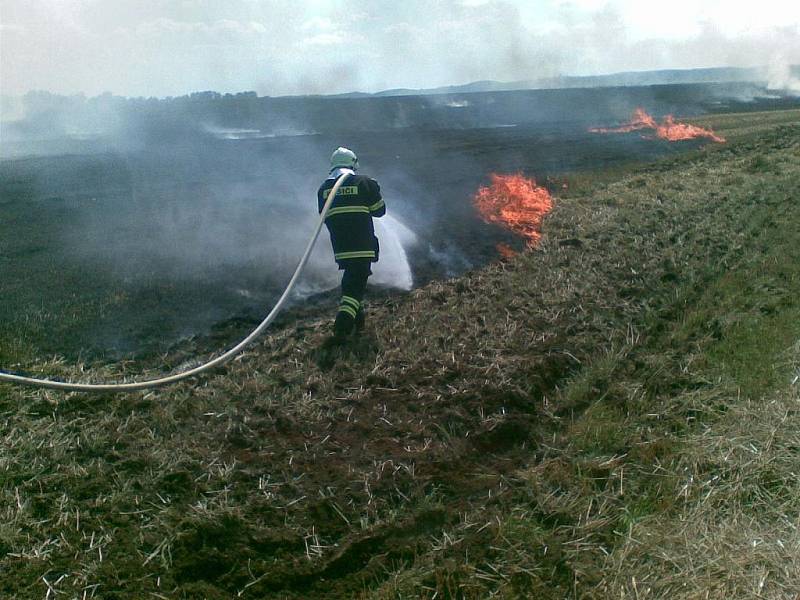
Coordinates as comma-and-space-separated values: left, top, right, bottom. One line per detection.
590, 108, 725, 143
589, 107, 656, 134
655, 115, 726, 143
474, 174, 554, 253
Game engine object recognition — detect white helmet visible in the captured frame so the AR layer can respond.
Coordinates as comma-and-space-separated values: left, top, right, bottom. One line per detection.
330, 147, 358, 170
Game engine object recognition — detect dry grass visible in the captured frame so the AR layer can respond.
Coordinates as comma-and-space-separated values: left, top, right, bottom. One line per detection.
1, 113, 800, 598
689, 109, 800, 140
592, 348, 800, 599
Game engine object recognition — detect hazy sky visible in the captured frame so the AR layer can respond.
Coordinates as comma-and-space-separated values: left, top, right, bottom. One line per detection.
2, 0, 800, 97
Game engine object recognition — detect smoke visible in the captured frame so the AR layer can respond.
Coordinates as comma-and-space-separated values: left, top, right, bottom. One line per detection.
201, 123, 318, 140
0, 95, 25, 122
8, 77, 795, 355
60, 141, 416, 304
0, 100, 424, 356
766, 56, 800, 95
0, 92, 133, 158
0, 91, 460, 323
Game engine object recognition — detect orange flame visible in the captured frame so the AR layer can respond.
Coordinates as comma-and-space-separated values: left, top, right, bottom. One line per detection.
589, 107, 656, 134
655, 115, 726, 143
590, 108, 725, 143
474, 174, 554, 254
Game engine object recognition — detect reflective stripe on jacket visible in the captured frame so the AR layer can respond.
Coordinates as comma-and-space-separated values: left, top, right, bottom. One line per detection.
317, 172, 385, 265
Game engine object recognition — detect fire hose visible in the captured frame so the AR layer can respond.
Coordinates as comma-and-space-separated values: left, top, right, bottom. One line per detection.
0, 172, 351, 393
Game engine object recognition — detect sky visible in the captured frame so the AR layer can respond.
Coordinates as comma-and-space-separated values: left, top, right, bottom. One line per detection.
1, 0, 800, 98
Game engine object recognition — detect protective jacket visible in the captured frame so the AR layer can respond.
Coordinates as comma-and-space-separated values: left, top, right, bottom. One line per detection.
317, 169, 385, 267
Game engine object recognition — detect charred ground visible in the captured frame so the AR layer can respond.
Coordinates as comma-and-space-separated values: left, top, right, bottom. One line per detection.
0, 114, 740, 361
1, 110, 799, 598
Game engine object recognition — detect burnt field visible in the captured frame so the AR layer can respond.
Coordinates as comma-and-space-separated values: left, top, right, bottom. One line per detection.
0, 125, 706, 360
0, 109, 799, 599
5, 83, 796, 362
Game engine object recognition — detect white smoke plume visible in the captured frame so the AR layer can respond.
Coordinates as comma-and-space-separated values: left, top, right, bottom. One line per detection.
766, 55, 800, 95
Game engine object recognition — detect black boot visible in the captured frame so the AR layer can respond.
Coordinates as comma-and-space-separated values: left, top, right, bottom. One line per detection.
330, 312, 354, 345
353, 307, 366, 335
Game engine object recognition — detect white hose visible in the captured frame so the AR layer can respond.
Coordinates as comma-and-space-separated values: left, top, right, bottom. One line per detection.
0, 172, 351, 393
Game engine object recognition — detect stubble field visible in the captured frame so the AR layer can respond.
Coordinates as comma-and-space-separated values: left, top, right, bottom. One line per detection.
1, 109, 800, 598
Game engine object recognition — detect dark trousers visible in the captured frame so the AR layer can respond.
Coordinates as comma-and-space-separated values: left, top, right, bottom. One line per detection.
333, 259, 372, 336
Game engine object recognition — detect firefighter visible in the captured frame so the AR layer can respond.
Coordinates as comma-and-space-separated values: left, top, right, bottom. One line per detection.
318, 147, 385, 344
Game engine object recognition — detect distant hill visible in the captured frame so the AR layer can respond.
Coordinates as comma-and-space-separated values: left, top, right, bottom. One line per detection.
330, 67, 767, 98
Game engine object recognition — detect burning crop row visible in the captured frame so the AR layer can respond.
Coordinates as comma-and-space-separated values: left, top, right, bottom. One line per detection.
590, 107, 726, 143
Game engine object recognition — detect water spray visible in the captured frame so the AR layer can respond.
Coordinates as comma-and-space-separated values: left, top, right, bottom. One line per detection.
0, 172, 351, 393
